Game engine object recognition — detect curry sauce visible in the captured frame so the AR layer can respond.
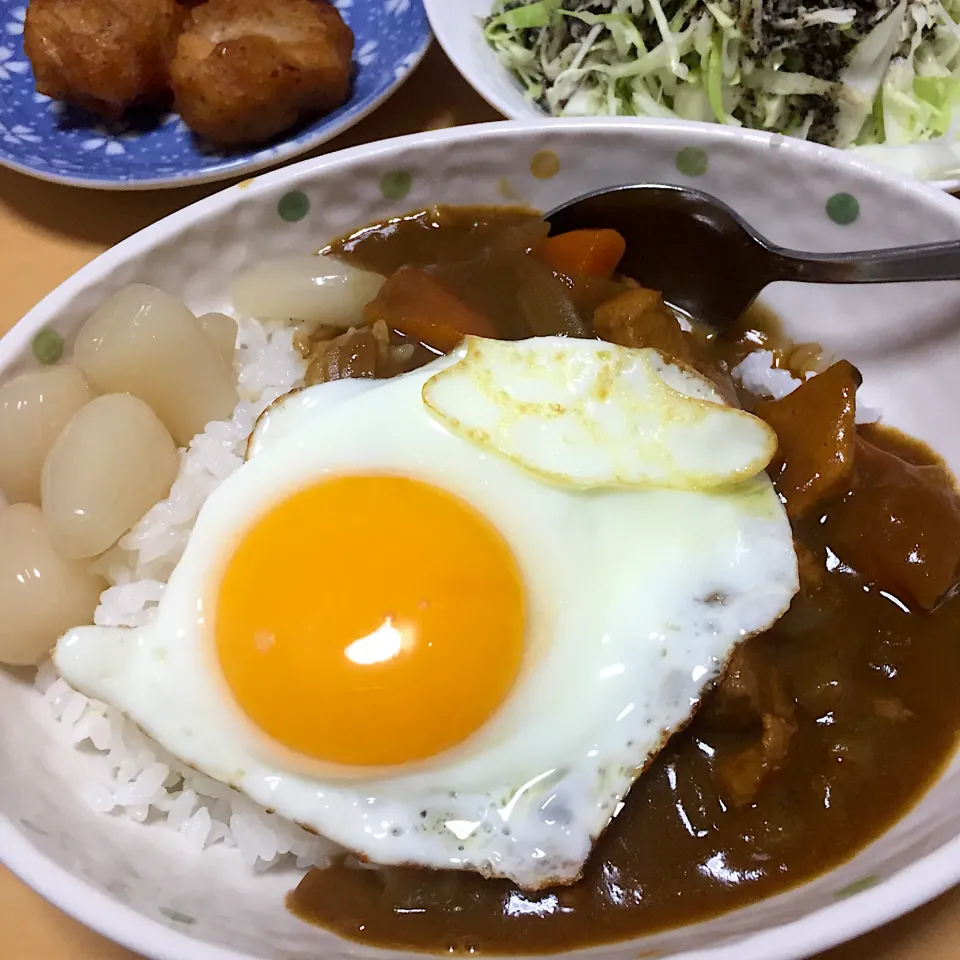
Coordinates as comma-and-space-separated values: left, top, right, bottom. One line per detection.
287, 208, 960, 953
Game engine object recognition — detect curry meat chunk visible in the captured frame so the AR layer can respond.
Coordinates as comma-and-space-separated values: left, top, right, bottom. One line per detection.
593, 288, 694, 362
824, 437, 960, 611
794, 540, 827, 593
758, 356, 960, 608
305, 327, 380, 385
754, 359, 860, 520
592, 288, 736, 402
299, 320, 415, 386
707, 643, 797, 808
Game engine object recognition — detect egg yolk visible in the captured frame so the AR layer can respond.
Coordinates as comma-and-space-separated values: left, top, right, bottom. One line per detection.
215, 474, 525, 767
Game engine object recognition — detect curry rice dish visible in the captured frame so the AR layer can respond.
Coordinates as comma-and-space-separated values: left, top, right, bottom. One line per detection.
2, 206, 959, 957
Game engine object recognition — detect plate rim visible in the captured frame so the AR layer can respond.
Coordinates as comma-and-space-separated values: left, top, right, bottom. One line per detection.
5, 805, 960, 960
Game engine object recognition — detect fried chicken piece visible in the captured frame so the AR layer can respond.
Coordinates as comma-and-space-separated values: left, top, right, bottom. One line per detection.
23, 0, 183, 120
169, 0, 354, 146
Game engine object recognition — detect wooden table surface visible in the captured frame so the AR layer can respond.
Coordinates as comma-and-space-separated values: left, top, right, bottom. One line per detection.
2, 44, 960, 960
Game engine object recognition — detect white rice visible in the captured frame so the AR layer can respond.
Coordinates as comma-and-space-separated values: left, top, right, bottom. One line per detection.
731, 349, 805, 400
36, 317, 339, 871
730, 349, 881, 424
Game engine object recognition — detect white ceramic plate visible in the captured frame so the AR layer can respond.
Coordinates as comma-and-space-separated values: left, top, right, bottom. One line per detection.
423, 0, 960, 193
3, 119, 960, 960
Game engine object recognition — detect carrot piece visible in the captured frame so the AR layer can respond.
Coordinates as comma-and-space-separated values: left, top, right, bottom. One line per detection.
535, 229, 626, 280
363, 266, 496, 353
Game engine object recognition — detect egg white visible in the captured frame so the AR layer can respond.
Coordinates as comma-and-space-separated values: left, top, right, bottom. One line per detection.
56, 343, 798, 889
425, 337, 777, 490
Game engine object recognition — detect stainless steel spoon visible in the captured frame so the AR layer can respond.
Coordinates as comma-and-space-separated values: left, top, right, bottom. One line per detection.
544, 183, 960, 330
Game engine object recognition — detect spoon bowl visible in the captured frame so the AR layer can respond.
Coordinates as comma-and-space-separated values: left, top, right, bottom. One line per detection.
545, 183, 960, 330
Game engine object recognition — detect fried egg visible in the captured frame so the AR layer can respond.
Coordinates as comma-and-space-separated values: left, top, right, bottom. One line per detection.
56, 337, 798, 890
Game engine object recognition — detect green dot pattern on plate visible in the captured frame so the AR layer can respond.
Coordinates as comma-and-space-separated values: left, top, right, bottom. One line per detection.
32, 329, 64, 365
826, 192, 860, 225
834, 874, 878, 899
277, 191, 310, 223
160, 907, 196, 925
380, 170, 412, 201
530, 150, 561, 180
676, 147, 708, 177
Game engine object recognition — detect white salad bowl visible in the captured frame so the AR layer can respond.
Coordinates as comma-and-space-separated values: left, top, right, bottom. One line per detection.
423, 0, 960, 192
3, 119, 960, 960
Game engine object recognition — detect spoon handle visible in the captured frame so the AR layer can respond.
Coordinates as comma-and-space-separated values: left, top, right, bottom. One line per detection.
770, 241, 960, 285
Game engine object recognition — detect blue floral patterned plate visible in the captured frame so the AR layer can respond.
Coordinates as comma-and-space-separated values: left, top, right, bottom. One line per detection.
0, 0, 431, 190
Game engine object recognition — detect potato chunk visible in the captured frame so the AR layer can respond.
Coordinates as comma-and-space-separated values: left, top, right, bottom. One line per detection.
754, 360, 860, 519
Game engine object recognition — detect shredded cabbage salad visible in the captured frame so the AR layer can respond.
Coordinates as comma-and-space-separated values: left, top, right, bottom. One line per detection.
484, 0, 960, 174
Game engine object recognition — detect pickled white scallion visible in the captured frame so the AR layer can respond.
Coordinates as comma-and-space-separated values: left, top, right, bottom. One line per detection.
231, 256, 384, 329
0, 503, 106, 666
73, 284, 238, 446
197, 312, 239, 368
42, 394, 179, 560
0, 365, 95, 505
